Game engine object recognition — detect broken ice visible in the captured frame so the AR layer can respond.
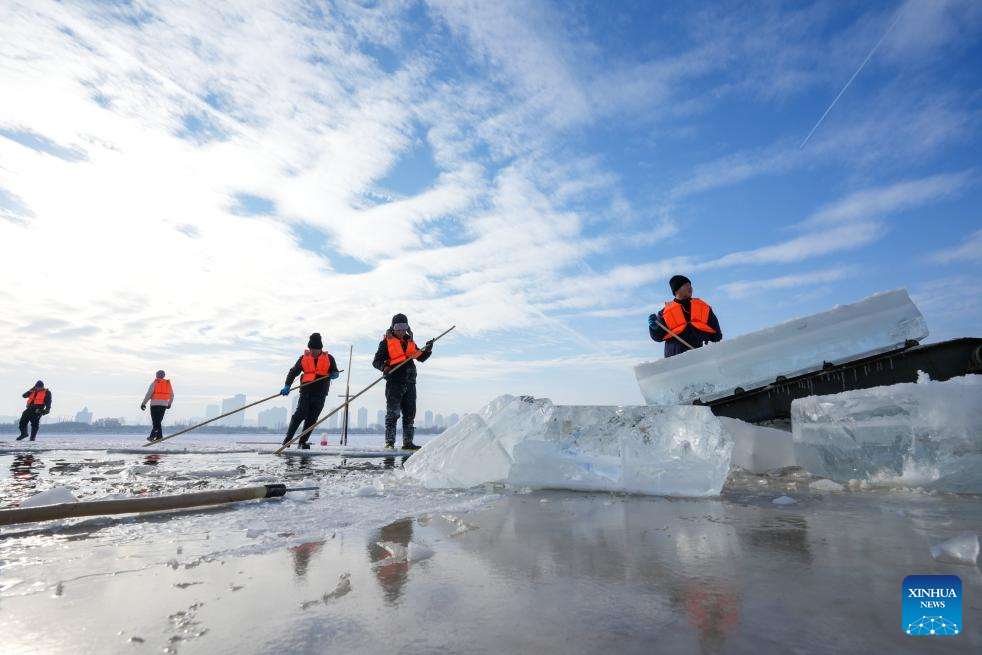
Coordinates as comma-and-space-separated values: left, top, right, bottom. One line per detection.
635, 289, 929, 406
403, 395, 733, 496
792, 375, 982, 490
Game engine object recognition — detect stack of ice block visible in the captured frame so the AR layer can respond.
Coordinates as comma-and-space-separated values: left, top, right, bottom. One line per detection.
634, 289, 929, 406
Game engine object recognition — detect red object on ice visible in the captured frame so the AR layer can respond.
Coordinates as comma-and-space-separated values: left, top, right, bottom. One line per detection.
320, 436, 328, 446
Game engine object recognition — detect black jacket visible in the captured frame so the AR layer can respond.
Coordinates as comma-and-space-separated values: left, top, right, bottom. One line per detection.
372, 329, 432, 384
22, 388, 52, 412
649, 299, 723, 358
284, 352, 339, 397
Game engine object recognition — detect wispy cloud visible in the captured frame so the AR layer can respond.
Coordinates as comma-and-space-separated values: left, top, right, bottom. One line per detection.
719, 267, 855, 299
928, 227, 982, 264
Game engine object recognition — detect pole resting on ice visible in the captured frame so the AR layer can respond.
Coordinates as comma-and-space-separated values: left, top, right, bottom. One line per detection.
0, 484, 317, 527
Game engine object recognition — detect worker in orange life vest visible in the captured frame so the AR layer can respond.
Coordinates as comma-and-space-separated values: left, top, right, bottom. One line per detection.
372, 313, 433, 450
141, 370, 174, 441
648, 275, 722, 358
279, 332, 339, 449
17, 380, 51, 441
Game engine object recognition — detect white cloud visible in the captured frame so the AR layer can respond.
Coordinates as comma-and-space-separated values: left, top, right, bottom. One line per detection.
928, 227, 982, 264
719, 267, 854, 299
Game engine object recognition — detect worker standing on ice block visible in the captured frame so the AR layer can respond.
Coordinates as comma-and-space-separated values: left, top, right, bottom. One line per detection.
373, 313, 433, 451
280, 333, 339, 449
17, 380, 51, 441
141, 370, 174, 442
649, 275, 723, 358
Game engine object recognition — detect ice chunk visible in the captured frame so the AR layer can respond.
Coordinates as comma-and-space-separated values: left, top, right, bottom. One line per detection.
930, 533, 979, 566
635, 289, 928, 406
403, 395, 733, 497
21, 487, 78, 508
772, 496, 797, 505
718, 417, 795, 473
407, 542, 434, 561
792, 375, 982, 490
809, 479, 845, 492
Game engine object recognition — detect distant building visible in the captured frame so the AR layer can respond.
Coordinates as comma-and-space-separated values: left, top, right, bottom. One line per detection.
448, 413, 459, 426
75, 407, 93, 424
258, 406, 287, 429
357, 407, 368, 429
376, 409, 385, 428
435, 413, 444, 428
326, 412, 339, 430
424, 410, 433, 428
0, 415, 19, 424
221, 394, 246, 427
205, 404, 220, 420
93, 417, 121, 429
291, 394, 299, 416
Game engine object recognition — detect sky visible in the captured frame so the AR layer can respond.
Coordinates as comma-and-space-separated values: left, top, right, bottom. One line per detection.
1, 0, 981, 425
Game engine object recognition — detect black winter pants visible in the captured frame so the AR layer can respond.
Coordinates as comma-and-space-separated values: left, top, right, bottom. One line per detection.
149, 405, 167, 440
17, 408, 41, 440
285, 393, 326, 446
384, 381, 416, 447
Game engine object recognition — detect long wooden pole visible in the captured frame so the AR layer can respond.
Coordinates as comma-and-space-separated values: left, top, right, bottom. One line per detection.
654, 318, 695, 351
275, 325, 456, 455
143, 368, 341, 447
341, 345, 353, 446
0, 484, 316, 526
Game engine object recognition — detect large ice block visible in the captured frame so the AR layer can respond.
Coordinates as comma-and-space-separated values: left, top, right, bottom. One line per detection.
718, 417, 796, 473
791, 375, 982, 490
402, 395, 733, 496
635, 289, 928, 406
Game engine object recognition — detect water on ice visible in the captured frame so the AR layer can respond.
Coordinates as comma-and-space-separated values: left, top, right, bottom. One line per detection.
791, 375, 982, 490
635, 289, 928, 406
403, 395, 733, 496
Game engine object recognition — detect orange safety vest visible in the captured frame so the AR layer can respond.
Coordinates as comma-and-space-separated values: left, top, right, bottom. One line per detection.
661, 298, 716, 340
27, 388, 48, 406
300, 350, 331, 382
386, 335, 419, 366
152, 378, 172, 401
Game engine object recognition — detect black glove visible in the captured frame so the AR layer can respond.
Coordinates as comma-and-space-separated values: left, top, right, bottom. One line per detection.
140, 404, 146, 411
423, 339, 434, 352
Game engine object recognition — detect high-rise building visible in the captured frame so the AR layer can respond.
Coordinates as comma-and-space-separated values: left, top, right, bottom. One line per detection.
221, 394, 246, 427
448, 413, 460, 426
435, 413, 445, 428
424, 410, 433, 428
357, 407, 368, 429
205, 404, 220, 420
75, 407, 93, 424
376, 409, 385, 428
326, 412, 339, 430
258, 406, 288, 429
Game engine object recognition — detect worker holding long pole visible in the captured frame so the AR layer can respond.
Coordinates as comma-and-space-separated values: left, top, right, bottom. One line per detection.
648, 275, 723, 358
372, 313, 433, 451
279, 333, 339, 450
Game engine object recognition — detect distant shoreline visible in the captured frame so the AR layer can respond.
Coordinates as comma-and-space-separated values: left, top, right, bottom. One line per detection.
0, 422, 448, 436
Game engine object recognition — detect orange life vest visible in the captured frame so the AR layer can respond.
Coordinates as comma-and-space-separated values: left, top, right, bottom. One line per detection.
386, 335, 419, 366
152, 378, 172, 401
27, 388, 48, 406
301, 350, 331, 382
661, 298, 716, 340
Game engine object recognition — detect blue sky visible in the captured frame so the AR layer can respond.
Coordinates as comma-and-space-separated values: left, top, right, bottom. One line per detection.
0, 0, 980, 424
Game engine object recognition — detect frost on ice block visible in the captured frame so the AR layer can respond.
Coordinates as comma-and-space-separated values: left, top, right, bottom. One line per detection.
402, 395, 733, 497
634, 289, 929, 406
792, 375, 982, 491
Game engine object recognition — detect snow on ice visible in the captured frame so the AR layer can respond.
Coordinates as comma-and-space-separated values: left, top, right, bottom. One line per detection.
402, 395, 732, 496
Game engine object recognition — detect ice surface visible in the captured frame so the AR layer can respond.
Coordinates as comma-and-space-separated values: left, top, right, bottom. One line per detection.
772, 495, 797, 505
792, 375, 982, 489
20, 487, 78, 507
718, 417, 795, 473
403, 395, 733, 496
809, 479, 845, 492
635, 289, 928, 406
930, 533, 980, 566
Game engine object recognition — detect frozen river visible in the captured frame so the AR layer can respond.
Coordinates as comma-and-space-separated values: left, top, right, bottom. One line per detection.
1, 434, 980, 654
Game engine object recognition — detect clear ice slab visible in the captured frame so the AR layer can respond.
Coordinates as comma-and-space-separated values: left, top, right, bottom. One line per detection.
402, 395, 733, 497
635, 289, 929, 406
791, 375, 982, 490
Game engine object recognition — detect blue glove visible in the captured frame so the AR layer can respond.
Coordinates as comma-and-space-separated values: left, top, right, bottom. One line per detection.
280, 385, 290, 396
330, 371, 339, 380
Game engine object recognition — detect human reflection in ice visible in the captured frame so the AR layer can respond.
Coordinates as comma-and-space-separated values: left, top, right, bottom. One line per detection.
289, 540, 325, 578
368, 517, 414, 604
283, 454, 314, 473
381, 455, 410, 470
143, 454, 162, 467
7, 453, 43, 501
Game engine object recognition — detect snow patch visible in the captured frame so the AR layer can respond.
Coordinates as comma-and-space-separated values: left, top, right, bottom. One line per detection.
21, 487, 78, 508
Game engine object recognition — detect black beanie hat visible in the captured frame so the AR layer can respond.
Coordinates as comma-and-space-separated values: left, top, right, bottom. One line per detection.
308, 333, 323, 350
35, 380, 44, 388
669, 275, 691, 295
391, 313, 409, 327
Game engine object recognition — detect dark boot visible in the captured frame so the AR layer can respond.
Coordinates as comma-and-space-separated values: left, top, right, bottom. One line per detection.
402, 425, 419, 450
16, 434, 26, 441
299, 442, 311, 450
384, 423, 397, 448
